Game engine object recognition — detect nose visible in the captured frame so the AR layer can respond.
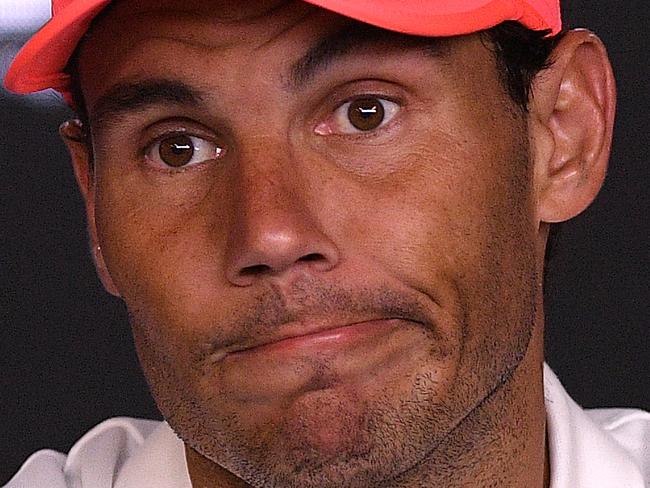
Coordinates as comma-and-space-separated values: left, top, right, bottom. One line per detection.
224, 159, 340, 287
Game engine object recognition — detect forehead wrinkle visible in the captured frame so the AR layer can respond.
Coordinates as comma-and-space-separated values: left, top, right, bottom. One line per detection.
79, 3, 325, 91
252, 7, 318, 53
84, 7, 284, 64
96, 0, 315, 47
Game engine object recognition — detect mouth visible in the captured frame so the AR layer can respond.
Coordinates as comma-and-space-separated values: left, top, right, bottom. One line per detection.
224, 318, 417, 360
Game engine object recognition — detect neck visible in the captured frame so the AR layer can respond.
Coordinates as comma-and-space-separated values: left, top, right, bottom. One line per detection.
186, 447, 251, 488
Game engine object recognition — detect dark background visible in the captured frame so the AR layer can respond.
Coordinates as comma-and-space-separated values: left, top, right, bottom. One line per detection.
1, 0, 648, 484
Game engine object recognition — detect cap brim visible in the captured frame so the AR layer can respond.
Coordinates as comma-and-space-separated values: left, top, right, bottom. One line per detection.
303, 0, 560, 36
4, 0, 560, 105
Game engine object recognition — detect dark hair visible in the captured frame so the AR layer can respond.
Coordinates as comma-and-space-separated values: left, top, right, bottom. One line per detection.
65, 19, 563, 271
482, 21, 562, 110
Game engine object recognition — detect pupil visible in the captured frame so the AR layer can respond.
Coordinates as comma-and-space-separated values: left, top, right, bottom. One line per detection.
172, 143, 190, 154
348, 98, 385, 131
159, 135, 194, 167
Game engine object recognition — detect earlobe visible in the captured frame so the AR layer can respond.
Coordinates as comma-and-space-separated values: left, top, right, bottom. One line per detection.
529, 29, 616, 224
91, 243, 120, 297
60, 120, 121, 297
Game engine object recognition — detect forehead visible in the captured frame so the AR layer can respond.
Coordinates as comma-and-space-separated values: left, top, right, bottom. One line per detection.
75, 0, 346, 95
76, 0, 466, 109
86, 0, 340, 50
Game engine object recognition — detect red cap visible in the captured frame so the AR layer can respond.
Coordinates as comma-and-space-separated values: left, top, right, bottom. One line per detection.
4, 0, 561, 106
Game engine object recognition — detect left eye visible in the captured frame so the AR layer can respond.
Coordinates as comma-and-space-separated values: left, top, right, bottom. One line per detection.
317, 97, 400, 135
145, 134, 225, 168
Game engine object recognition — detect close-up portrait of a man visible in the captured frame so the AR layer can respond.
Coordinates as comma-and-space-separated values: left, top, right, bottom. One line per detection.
1, 0, 648, 487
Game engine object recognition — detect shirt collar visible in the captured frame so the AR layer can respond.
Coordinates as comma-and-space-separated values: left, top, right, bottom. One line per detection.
113, 420, 192, 488
544, 363, 645, 488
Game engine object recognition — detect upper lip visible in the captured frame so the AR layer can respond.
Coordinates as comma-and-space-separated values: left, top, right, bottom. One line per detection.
216, 315, 424, 359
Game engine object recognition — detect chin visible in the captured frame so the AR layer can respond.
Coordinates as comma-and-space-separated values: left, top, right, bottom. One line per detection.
223, 442, 399, 488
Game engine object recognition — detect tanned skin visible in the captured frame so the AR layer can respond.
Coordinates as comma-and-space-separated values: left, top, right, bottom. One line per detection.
61, 0, 616, 486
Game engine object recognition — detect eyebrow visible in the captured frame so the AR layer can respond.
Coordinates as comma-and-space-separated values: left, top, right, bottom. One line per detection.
90, 79, 206, 128
288, 22, 449, 90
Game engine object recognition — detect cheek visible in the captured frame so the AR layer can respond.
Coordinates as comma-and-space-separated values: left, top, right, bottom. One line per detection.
94, 162, 231, 316
344, 123, 536, 286
91, 165, 247, 398
340, 106, 539, 384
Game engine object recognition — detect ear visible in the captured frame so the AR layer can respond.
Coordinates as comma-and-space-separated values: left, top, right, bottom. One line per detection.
60, 120, 121, 297
529, 29, 616, 224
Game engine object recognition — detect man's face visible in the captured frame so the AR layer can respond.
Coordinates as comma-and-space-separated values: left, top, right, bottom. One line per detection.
75, 0, 543, 485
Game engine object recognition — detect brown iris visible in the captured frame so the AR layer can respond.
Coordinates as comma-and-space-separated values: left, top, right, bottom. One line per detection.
158, 135, 195, 167
347, 97, 385, 131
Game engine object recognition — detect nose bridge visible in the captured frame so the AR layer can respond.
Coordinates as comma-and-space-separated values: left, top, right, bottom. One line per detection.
239, 135, 297, 210
224, 136, 339, 286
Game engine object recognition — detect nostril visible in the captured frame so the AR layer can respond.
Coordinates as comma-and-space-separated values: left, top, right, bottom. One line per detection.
240, 264, 272, 276
239, 253, 326, 277
299, 253, 324, 262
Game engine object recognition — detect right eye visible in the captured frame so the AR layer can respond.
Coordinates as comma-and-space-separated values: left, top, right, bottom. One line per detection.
314, 96, 400, 136
145, 134, 225, 169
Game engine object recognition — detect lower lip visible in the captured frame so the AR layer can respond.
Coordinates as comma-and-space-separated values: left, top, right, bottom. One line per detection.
229, 319, 403, 359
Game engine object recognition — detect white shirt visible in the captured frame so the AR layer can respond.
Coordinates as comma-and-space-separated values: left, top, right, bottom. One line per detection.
5, 364, 649, 487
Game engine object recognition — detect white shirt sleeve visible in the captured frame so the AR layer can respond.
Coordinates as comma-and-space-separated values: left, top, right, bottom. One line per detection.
3, 418, 162, 488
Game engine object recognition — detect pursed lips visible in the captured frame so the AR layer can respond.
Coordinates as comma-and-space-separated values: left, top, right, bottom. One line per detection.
215, 316, 425, 360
